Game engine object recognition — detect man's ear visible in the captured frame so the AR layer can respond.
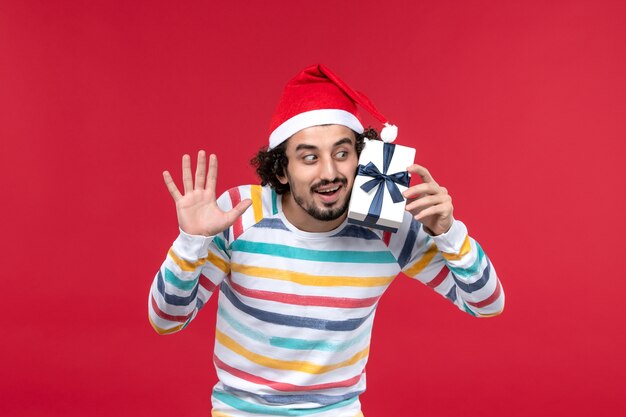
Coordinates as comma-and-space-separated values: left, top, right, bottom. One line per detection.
275, 139, 290, 185
277, 171, 288, 185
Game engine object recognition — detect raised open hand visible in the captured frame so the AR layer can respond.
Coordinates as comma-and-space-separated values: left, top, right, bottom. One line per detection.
403, 164, 454, 236
163, 151, 252, 236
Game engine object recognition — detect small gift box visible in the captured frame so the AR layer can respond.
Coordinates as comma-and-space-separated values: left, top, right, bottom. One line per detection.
347, 139, 416, 232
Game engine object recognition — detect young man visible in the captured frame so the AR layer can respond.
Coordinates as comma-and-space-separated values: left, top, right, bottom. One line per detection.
149, 64, 504, 417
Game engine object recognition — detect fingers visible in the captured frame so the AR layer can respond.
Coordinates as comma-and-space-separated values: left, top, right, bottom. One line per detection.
194, 150, 207, 190
407, 164, 438, 186
404, 165, 453, 234
403, 182, 444, 199
182, 154, 193, 194
163, 171, 182, 202
413, 203, 452, 222
405, 193, 451, 214
403, 176, 451, 221
206, 154, 218, 201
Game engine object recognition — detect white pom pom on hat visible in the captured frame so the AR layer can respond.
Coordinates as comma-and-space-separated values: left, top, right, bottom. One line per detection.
380, 123, 398, 143
268, 64, 397, 149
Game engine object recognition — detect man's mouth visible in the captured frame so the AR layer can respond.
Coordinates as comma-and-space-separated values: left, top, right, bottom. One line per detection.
312, 182, 345, 203
315, 185, 341, 194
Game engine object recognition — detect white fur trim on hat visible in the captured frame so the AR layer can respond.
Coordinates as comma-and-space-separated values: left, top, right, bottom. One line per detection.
268, 109, 364, 149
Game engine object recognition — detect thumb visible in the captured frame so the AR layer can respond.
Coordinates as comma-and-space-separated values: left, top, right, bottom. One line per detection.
224, 199, 252, 225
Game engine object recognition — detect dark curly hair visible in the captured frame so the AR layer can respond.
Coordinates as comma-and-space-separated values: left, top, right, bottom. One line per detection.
251, 127, 380, 194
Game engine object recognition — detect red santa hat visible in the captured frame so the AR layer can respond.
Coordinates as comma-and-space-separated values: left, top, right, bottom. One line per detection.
268, 64, 398, 149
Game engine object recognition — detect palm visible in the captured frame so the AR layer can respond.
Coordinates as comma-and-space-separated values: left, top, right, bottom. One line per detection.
163, 151, 251, 237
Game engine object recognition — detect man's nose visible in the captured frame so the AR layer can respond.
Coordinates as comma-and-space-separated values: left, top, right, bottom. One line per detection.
319, 157, 339, 180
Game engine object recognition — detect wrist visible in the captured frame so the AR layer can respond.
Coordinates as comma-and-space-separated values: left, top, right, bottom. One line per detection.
429, 220, 467, 253
172, 228, 215, 261
422, 219, 453, 237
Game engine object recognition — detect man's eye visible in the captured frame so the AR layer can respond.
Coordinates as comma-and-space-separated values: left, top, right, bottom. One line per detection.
336, 151, 348, 158
303, 154, 317, 162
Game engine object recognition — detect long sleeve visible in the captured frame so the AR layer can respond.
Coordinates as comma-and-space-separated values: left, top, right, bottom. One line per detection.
392, 216, 504, 317
148, 230, 231, 334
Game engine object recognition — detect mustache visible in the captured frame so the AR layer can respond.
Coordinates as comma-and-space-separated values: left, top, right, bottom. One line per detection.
311, 177, 348, 191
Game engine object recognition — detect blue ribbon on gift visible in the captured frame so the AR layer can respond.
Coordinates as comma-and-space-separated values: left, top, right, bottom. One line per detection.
357, 142, 410, 225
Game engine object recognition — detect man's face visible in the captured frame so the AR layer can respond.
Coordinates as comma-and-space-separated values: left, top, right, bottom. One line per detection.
278, 124, 358, 232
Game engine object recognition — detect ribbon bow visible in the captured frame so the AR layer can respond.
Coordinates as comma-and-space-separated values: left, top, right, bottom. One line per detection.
356, 142, 410, 224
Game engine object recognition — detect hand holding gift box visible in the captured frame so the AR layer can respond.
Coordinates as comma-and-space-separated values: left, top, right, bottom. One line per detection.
403, 163, 455, 236
348, 138, 416, 232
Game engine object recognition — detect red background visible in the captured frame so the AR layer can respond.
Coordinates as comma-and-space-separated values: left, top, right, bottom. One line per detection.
1, 1, 625, 416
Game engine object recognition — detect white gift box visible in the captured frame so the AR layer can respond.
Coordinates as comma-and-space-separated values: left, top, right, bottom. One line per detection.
347, 139, 416, 232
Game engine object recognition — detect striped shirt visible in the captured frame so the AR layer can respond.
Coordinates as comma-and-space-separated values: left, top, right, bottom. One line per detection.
149, 185, 504, 417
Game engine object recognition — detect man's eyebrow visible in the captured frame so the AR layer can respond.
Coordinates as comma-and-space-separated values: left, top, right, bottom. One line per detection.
294, 137, 354, 152
295, 144, 318, 152
333, 137, 354, 147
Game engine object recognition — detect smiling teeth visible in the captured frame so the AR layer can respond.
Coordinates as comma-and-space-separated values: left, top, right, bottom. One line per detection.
318, 186, 339, 193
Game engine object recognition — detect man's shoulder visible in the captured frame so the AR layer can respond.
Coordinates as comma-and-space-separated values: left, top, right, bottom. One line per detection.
217, 185, 281, 242
218, 184, 276, 207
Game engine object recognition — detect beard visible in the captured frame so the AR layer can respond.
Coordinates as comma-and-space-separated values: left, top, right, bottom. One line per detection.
292, 192, 350, 221
288, 176, 351, 222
